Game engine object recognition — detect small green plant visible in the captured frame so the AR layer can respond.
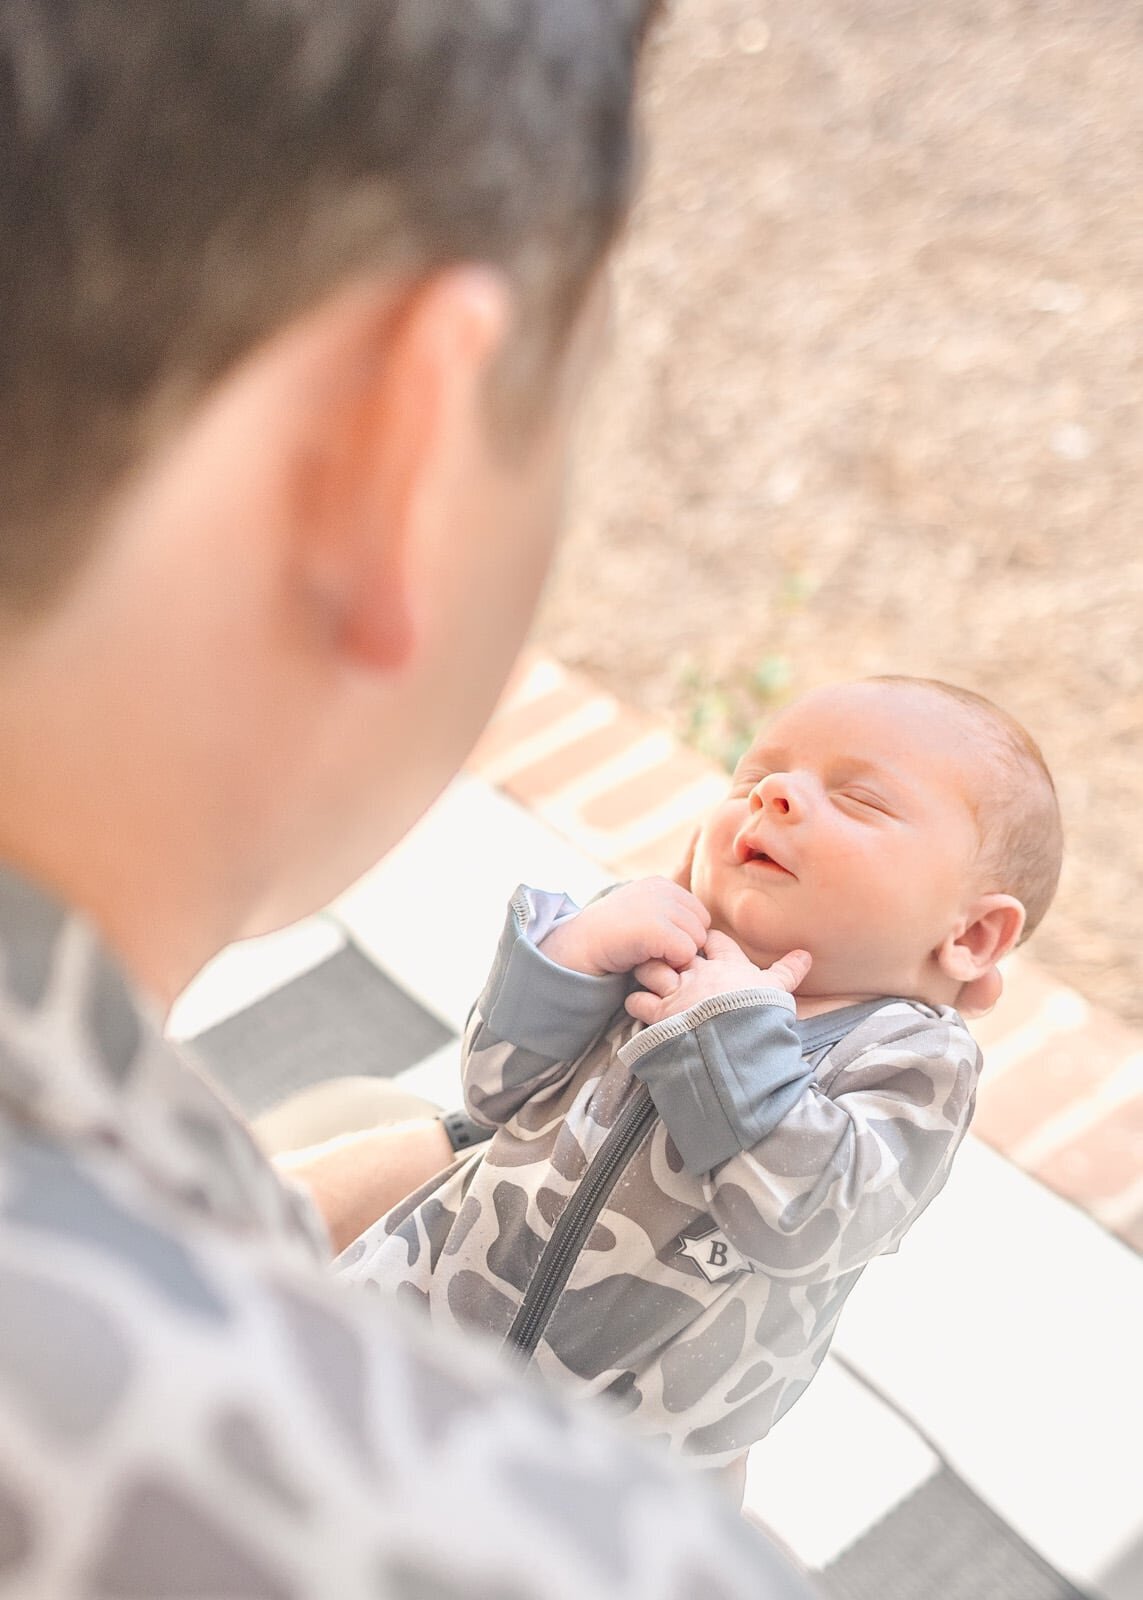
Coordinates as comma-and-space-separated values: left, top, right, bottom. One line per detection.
674, 654, 796, 771
752, 655, 793, 699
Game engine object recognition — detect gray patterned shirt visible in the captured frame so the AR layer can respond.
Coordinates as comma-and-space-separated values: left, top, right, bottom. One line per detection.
341, 887, 982, 1468
0, 867, 815, 1599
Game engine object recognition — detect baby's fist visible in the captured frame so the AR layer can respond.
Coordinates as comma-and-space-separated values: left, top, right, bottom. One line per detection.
625, 934, 812, 1026
539, 877, 711, 978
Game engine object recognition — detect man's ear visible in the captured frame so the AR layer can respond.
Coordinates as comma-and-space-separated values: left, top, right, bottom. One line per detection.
288, 267, 511, 671
936, 894, 1026, 984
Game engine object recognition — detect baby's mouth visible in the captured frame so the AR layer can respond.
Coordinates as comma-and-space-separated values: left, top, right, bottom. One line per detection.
735, 837, 795, 876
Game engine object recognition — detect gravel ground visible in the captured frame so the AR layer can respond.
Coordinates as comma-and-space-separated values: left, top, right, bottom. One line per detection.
536, 0, 1143, 1026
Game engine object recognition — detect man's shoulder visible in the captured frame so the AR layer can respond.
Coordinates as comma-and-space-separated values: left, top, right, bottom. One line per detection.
0, 1128, 804, 1599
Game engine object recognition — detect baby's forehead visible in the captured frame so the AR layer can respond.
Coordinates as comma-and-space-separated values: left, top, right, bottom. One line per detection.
740, 687, 1002, 830
748, 682, 988, 761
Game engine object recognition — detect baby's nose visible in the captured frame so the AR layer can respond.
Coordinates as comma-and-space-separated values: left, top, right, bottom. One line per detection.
750, 773, 797, 816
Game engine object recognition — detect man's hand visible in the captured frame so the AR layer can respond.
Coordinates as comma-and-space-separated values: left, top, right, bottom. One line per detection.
625, 930, 812, 1027
539, 877, 711, 978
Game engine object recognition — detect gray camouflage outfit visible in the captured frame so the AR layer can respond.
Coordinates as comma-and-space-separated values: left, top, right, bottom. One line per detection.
0, 867, 814, 1599
342, 886, 982, 1468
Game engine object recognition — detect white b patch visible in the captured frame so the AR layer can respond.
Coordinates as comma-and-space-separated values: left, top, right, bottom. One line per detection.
676, 1223, 754, 1284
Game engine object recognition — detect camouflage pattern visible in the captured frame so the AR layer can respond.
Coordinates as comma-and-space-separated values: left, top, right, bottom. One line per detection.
342, 887, 982, 1468
0, 867, 815, 1599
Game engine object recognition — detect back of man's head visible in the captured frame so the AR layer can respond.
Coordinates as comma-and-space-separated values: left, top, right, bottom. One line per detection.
0, 0, 658, 609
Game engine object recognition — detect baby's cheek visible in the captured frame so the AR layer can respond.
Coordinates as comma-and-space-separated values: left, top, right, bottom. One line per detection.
692, 813, 732, 881
686, 840, 711, 898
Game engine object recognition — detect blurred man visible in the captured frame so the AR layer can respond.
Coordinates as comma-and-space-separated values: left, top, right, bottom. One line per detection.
0, 4, 813, 1595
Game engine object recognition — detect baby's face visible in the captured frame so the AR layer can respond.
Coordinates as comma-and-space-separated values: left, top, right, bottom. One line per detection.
690, 681, 987, 1002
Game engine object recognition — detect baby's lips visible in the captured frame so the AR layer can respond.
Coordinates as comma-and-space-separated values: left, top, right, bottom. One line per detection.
734, 830, 794, 874
732, 830, 763, 865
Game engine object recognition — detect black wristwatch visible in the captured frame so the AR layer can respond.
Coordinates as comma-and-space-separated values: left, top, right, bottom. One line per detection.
440, 1108, 494, 1153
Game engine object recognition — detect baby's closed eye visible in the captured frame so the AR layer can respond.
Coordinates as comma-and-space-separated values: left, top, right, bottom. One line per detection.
732, 769, 768, 794
835, 788, 893, 817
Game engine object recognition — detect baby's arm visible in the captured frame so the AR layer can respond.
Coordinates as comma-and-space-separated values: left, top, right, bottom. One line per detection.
461, 884, 642, 1128
462, 877, 718, 1129
620, 1000, 980, 1275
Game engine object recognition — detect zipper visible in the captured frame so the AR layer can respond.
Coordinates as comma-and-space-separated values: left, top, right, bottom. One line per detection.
501, 997, 893, 1364
503, 1083, 657, 1362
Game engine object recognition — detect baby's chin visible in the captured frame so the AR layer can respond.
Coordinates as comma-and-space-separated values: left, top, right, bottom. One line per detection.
752, 945, 902, 1004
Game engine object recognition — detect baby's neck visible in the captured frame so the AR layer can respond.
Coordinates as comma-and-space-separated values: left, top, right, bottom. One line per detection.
793, 991, 884, 1020
793, 973, 958, 1018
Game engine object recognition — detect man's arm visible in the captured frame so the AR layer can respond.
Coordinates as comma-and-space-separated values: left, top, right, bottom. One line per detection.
276, 1118, 453, 1255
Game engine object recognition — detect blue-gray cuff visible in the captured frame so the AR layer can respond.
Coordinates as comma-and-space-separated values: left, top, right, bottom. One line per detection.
617, 992, 812, 1173
478, 886, 630, 1061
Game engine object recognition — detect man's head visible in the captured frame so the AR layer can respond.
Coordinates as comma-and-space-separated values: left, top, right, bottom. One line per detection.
1, 0, 656, 608
690, 677, 1062, 1008
0, 2, 657, 1000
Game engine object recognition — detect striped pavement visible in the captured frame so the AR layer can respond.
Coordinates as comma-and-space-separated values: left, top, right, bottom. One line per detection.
468, 651, 1143, 1258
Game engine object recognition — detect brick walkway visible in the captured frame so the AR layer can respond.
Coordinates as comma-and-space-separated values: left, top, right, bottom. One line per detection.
469, 653, 1143, 1258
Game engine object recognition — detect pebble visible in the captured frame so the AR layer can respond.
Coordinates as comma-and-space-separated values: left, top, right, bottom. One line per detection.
1050, 423, 1094, 461
736, 20, 771, 56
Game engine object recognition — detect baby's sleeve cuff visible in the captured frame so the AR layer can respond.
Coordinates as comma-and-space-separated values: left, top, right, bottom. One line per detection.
617, 990, 811, 1173
477, 885, 630, 1060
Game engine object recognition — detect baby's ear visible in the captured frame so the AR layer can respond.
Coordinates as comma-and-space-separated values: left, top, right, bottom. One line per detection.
936, 894, 1026, 983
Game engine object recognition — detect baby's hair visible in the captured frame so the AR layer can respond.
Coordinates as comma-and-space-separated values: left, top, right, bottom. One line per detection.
868, 676, 1062, 940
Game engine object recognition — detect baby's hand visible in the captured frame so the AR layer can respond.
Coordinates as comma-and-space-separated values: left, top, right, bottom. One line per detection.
625, 930, 812, 1026
539, 878, 711, 978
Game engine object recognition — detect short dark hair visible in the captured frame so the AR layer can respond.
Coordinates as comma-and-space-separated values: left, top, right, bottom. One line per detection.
0, 0, 659, 608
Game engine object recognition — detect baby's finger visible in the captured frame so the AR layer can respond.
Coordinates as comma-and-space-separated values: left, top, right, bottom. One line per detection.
656, 922, 704, 971
632, 960, 680, 998
673, 897, 711, 945
762, 950, 813, 992
702, 928, 748, 962
672, 883, 711, 927
661, 917, 706, 966
648, 879, 708, 939
625, 990, 664, 1025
